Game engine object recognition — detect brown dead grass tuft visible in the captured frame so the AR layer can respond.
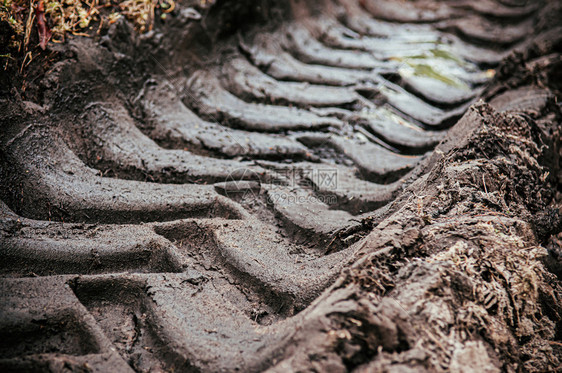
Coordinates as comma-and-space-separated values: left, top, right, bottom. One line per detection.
0, 0, 179, 68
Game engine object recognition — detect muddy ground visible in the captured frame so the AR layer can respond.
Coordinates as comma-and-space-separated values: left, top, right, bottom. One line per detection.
1, 0, 562, 372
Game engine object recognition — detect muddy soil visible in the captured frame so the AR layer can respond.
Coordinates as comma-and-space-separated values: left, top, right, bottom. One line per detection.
1, 0, 561, 372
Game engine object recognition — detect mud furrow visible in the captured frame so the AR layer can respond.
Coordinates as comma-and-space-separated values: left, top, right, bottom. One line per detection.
1, 0, 557, 371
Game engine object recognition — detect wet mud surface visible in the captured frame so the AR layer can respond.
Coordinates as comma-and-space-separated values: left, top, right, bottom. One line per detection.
1, 0, 561, 371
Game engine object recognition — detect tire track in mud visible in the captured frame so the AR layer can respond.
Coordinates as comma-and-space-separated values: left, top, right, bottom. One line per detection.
0, 0, 552, 371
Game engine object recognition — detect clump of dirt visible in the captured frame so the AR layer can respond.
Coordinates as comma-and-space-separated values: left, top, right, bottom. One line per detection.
268, 101, 561, 371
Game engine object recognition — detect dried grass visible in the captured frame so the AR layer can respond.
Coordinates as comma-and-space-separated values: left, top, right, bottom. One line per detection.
0, 0, 182, 65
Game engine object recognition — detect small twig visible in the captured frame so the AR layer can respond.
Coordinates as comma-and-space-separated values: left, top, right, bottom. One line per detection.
19, 51, 33, 74
423, 327, 449, 354
85, 0, 97, 18
148, 0, 156, 31
96, 16, 105, 35
23, 0, 35, 52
